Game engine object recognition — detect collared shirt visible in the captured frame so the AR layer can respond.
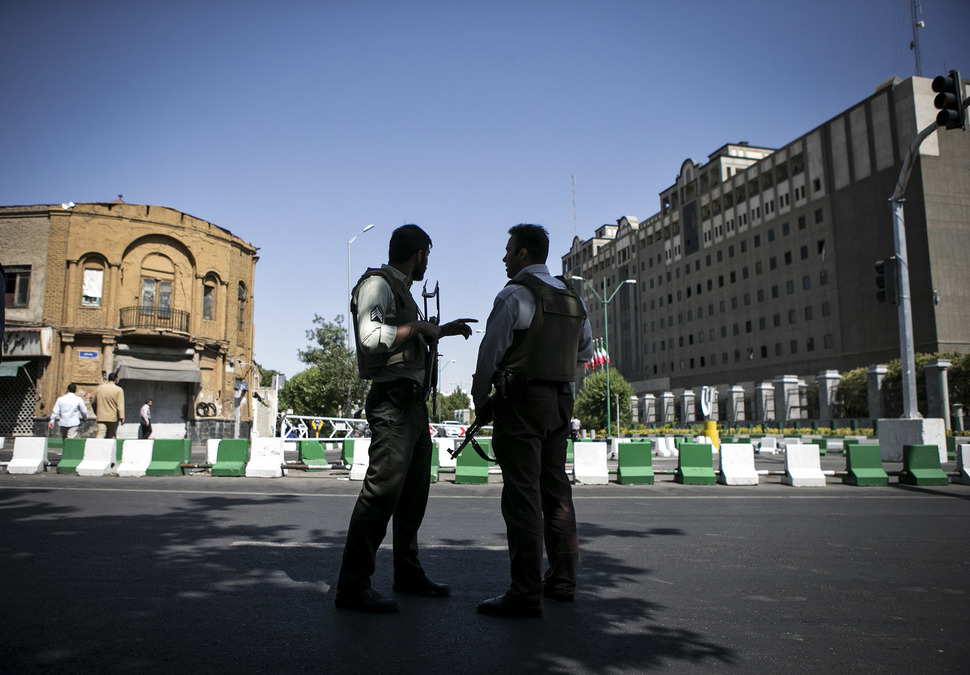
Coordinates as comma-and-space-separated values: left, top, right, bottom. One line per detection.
140, 404, 151, 424
472, 264, 593, 410
51, 392, 88, 428
354, 264, 427, 383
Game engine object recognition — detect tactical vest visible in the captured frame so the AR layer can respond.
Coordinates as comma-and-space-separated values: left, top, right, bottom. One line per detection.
351, 267, 426, 380
498, 274, 586, 382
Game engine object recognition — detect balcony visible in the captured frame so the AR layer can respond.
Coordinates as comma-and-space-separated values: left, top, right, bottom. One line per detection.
120, 306, 190, 333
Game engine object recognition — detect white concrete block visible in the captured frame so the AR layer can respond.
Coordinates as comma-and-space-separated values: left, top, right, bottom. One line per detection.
782, 444, 826, 487
246, 438, 285, 478
77, 439, 116, 476
350, 438, 371, 481
758, 437, 778, 455
437, 439, 457, 469
7, 437, 48, 474
719, 443, 759, 485
877, 418, 947, 463
206, 438, 221, 464
573, 441, 609, 484
956, 444, 970, 486
117, 440, 154, 477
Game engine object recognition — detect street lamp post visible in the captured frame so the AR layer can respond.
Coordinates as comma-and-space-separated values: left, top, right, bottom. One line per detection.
347, 224, 375, 414
572, 275, 635, 438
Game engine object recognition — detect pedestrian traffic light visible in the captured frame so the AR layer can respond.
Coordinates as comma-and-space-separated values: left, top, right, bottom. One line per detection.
932, 70, 966, 131
875, 257, 900, 305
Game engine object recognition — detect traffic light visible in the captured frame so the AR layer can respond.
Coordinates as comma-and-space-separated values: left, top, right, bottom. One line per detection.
875, 257, 900, 305
932, 70, 966, 131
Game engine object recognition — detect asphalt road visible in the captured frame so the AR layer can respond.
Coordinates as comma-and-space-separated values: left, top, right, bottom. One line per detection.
1, 470, 968, 674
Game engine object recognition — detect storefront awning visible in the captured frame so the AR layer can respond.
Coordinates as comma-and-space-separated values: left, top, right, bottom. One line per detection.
114, 354, 202, 384
0, 360, 30, 377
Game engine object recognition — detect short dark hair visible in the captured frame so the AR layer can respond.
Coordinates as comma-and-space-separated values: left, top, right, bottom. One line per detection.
508, 224, 549, 263
67, 383, 77, 393
388, 224, 432, 264
107, 372, 118, 382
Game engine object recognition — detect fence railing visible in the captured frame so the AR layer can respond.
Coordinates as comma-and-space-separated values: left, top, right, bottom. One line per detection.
119, 306, 190, 333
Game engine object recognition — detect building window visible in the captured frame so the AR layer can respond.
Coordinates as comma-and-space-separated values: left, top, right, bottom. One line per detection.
761, 345, 768, 358
238, 282, 248, 332
800, 245, 809, 260
805, 306, 813, 320
824, 334, 833, 349
788, 309, 796, 324
82, 266, 104, 307
820, 270, 829, 285
790, 340, 798, 354
4, 265, 30, 307
203, 280, 216, 321
802, 275, 811, 290
807, 337, 815, 352
787, 280, 795, 294
822, 301, 831, 317
784, 251, 792, 265
815, 209, 824, 224
773, 313, 781, 327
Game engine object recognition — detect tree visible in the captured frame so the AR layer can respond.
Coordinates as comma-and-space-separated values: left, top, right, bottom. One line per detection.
432, 386, 470, 423
256, 364, 280, 388
278, 314, 368, 417
574, 368, 636, 433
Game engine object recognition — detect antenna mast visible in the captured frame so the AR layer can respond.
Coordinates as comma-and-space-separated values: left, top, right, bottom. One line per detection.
910, 0, 924, 77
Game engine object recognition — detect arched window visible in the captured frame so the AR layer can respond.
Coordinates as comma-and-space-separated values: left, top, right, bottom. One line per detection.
141, 253, 174, 316
202, 274, 220, 321
80, 258, 105, 307
237, 282, 247, 333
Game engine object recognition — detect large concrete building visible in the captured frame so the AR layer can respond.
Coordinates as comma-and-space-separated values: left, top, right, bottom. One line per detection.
563, 75, 969, 416
1, 202, 259, 440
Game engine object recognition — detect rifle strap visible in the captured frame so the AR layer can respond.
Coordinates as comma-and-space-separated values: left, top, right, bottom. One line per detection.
471, 437, 497, 463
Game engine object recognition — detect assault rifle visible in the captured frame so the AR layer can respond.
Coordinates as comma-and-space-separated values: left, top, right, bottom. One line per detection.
449, 394, 497, 462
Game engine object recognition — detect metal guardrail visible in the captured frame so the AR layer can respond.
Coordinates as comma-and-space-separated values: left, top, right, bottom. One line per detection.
119, 306, 190, 333
278, 414, 483, 442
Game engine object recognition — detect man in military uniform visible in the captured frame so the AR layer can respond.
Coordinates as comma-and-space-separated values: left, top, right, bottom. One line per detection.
472, 224, 593, 618
335, 224, 475, 613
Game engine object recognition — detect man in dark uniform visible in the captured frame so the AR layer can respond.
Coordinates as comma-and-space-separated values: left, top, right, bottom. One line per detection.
472, 224, 593, 618
335, 224, 475, 613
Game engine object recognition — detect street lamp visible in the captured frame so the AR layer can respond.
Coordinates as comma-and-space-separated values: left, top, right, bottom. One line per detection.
347, 224, 375, 414
572, 275, 635, 438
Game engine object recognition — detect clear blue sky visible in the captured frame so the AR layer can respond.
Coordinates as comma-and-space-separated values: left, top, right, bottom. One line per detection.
3, 0, 968, 393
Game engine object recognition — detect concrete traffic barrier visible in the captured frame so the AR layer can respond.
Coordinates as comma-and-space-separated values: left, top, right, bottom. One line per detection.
206, 438, 221, 464
842, 443, 889, 486
956, 445, 970, 486
211, 439, 249, 476
117, 440, 154, 477
758, 437, 778, 455
675, 443, 716, 485
77, 439, 115, 476
718, 443, 759, 485
246, 438, 285, 478
298, 440, 330, 471
573, 441, 609, 485
349, 439, 371, 481
782, 444, 826, 487
455, 438, 491, 484
437, 439, 457, 470
147, 439, 191, 476
7, 437, 48, 474
617, 440, 654, 485
898, 444, 949, 486
56, 438, 87, 474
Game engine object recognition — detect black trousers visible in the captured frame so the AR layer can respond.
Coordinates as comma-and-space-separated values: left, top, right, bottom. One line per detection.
491, 381, 579, 602
337, 382, 433, 592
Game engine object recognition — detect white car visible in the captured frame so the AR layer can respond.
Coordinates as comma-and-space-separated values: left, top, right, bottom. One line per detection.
438, 422, 465, 438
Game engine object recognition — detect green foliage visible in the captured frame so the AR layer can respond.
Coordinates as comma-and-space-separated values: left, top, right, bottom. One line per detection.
835, 351, 970, 418
574, 368, 636, 433
278, 314, 369, 417
432, 386, 470, 423
256, 364, 280, 388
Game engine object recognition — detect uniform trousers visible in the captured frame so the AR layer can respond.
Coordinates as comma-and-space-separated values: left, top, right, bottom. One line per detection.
492, 380, 579, 603
337, 381, 434, 592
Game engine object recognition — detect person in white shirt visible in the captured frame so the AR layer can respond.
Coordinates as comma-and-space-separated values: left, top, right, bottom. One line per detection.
49, 383, 89, 439
139, 399, 153, 439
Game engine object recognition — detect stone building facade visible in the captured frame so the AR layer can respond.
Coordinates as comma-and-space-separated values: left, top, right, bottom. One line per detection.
562, 75, 970, 420
1, 202, 259, 441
